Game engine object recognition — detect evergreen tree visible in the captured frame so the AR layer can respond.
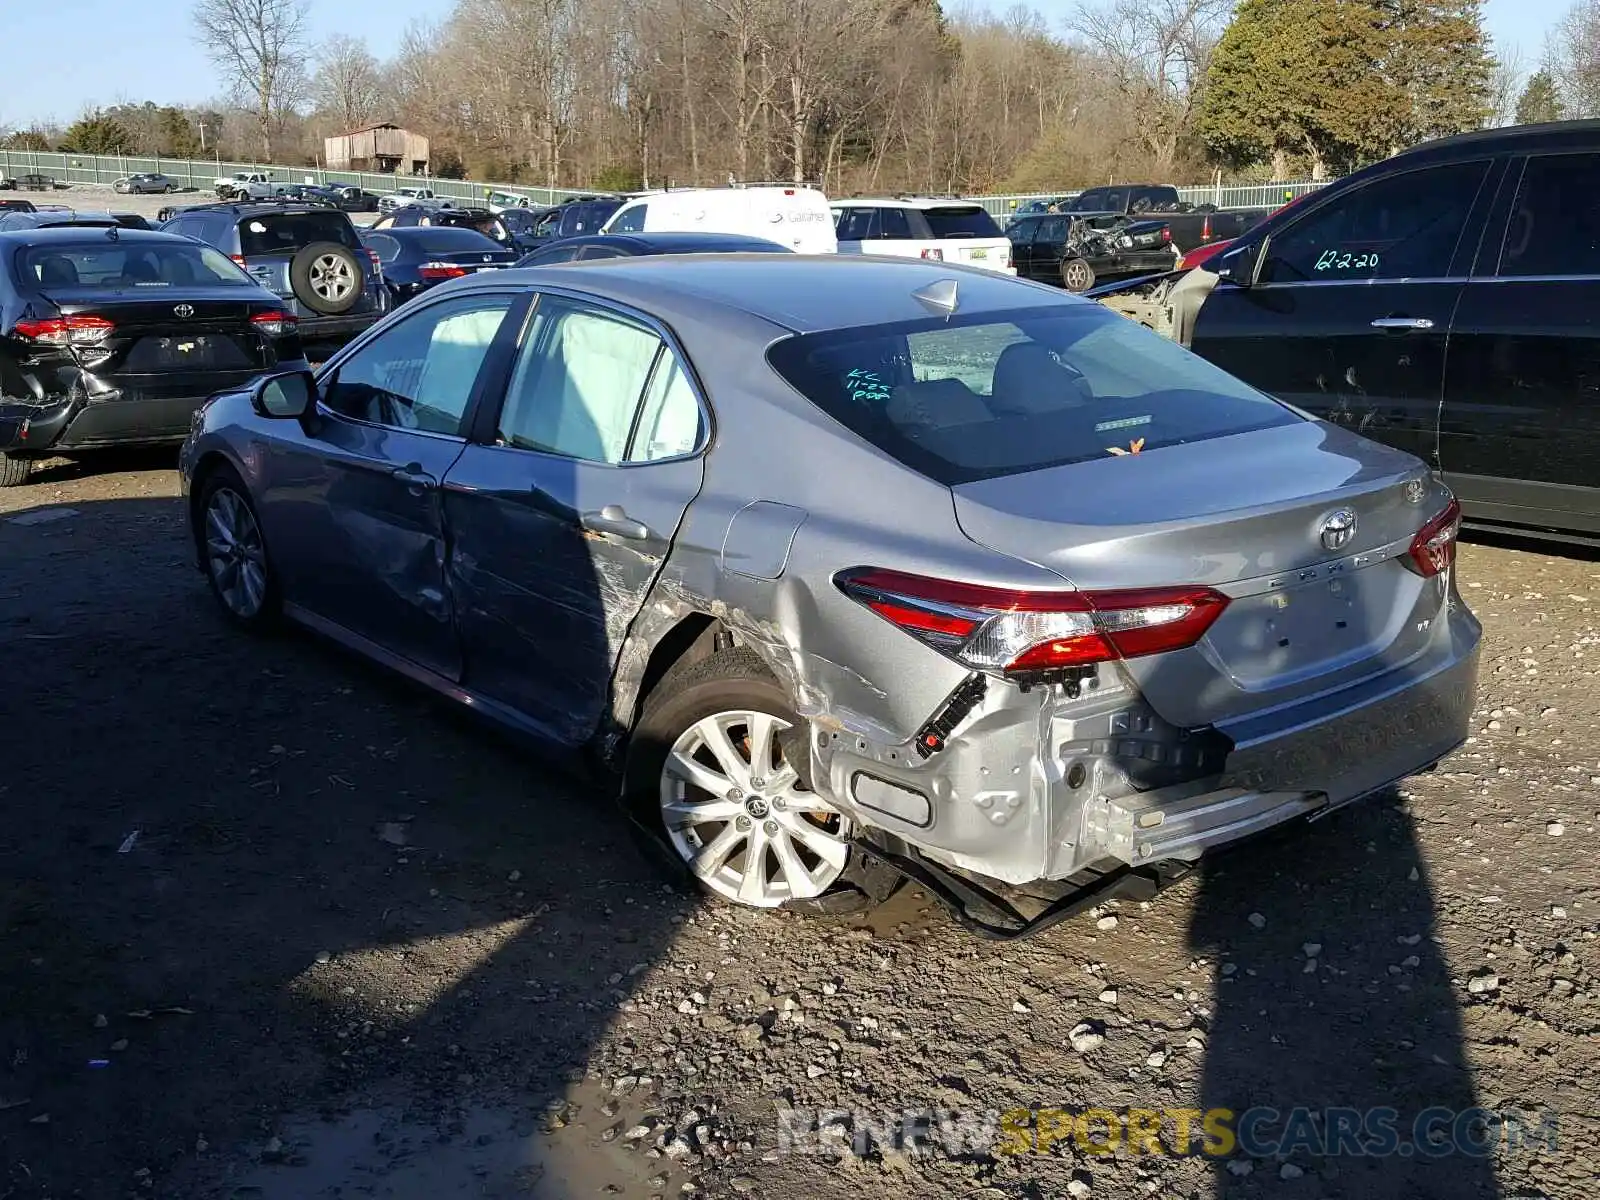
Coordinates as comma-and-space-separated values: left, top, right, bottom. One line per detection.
1372, 0, 1493, 147
57, 113, 136, 155
1514, 69, 1563, 124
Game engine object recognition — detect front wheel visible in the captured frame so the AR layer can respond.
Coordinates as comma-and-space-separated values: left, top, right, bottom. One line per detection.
197, 467, 280, 630
626, 649, 896, 913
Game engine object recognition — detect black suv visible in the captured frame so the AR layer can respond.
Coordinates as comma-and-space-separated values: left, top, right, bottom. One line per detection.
1164, 120, 1600, 543
1008, 212, 1178, 292
158, 202, 387, 353
525, 196, 626, 248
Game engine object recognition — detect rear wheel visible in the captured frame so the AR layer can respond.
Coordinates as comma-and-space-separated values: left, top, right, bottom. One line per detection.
1061, 257, 1097, 293
0, 453, 31, 488
626, 649, 895, 913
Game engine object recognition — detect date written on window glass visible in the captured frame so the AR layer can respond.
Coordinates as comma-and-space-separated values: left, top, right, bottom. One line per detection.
1315, 249, 1380, 273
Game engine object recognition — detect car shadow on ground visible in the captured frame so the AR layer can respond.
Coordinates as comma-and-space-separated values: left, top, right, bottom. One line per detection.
0, 493, 694, 1199
1185, 795, 1505, 1197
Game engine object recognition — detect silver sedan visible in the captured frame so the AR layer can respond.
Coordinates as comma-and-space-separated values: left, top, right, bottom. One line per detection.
179, 255, 1480, 936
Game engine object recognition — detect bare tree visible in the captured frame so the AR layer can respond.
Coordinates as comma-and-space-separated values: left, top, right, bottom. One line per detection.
313, 34, 384, 132
1546, 0, 1600, 118
192, 0, 310, 159
1487, 43, 1526, 128
1070, 0, 1229, 175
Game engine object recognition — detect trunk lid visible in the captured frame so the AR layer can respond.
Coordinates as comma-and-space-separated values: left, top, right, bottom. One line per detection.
44, 288, 288, 375
951, 420, 1449, 727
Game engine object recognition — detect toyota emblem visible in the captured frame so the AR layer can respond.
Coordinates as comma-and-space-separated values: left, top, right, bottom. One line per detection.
1318, 508, 1358, 552
1403, 478, 1425, 505
173, 303, 195, 318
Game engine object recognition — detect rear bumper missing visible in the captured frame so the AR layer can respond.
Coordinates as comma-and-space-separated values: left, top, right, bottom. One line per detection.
819, 606, 1481, 888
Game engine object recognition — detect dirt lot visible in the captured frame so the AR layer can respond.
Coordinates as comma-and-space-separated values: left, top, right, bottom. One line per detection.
0, 454, 1596, 1200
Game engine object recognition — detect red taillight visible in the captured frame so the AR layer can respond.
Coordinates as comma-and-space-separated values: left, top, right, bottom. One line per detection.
366, 248, 383, 276
835, 568, 1229, 675
419, 261, 468, 281
1201, 216, 1213, 241
13, 314, 115, 346
920, 248, 944, 261
250, 310, 298, 337
230, 255, 248, 268
1406, 498, 1462, 577
1161, 226, 1172, 243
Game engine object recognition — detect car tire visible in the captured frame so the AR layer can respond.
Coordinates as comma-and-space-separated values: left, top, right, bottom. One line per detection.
0, 452, 32, 488
196, 465, 280, 631
290, 241, 363, 316
626, 647, 897, 915
1061, 257, 1097, 293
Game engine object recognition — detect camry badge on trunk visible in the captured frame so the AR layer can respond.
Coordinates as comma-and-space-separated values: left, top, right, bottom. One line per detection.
1319, 508, 1358, 552
173, 303, 194, 318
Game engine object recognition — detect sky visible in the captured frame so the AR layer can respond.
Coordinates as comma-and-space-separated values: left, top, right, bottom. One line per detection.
0, 0, 1579, 129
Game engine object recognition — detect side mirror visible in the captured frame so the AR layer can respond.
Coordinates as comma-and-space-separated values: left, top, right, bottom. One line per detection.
1215, 238, 1266, 288
251, 370, 317, 420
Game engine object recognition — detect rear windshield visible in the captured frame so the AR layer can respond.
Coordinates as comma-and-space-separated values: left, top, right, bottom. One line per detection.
415, 228, 505, 254
766, 305, 1299, 486
923, 206, 1001, 239
237, 211, 359, 256
15, 241, 253, 290
453, 214, 508, 240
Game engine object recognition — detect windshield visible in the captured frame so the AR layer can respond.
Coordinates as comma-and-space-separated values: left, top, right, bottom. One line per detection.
766, 304, 1299, 486
238, 211, 360, 255
15, 240, 254, 290
923, 206, 1001, 239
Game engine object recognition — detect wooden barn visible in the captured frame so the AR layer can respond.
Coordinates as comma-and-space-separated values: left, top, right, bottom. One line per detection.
323, 123, 430, 175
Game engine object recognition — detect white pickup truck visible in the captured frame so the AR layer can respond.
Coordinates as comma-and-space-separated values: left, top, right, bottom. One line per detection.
830, 197, 1015, 274
378, 186, 455, 214
214, 171, 278, 200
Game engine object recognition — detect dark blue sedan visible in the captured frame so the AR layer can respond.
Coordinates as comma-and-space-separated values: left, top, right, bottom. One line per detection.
514, 231, 792, 265
360, 226, 519, 304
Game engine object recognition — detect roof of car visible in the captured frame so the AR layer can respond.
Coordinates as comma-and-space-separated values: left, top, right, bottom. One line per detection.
1398, 118, 1600, 157
830, 197, 986, 209
0, 226, 192, 245
580, 232, 791, 252
478, 253, 1071, 334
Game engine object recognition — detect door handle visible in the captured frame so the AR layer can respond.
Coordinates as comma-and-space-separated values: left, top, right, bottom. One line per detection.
581, 504, 653, 541
1370, 316, 1435, 331
390, 461, 435, 489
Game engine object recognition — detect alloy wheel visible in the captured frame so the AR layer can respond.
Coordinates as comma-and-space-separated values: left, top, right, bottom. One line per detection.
659, 709, 849, 907
309, 253, 356, 303
204, 487, 268, 619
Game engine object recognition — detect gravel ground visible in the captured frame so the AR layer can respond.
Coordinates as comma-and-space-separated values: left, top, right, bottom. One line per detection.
0, 456, 1596, 1200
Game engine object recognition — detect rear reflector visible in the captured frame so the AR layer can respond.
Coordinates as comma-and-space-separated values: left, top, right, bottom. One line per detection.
1405, 498, 1462, 577
13, 314, 115, 346
250, 310, 298, 337
835, 567, 1229, 676
419, 261, 468, 281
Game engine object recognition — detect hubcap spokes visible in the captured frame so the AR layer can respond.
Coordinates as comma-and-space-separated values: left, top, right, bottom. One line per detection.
660, 709, 848, 907
205, 489, 267, 617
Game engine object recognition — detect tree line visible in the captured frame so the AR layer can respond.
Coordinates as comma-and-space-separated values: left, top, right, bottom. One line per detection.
12, 0, 1600, 194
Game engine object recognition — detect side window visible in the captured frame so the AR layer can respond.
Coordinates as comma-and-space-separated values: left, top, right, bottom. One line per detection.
364, 234, 401, 263
204, 215, 236, 248
496, 298, 662, 464
1035, 216, 1067, 245
324, 295, 514, 434
1259, 161, 1488, 284
838, 208, 879, 241
1499, 153, 1600, 277
610, 203, 646, 233
577, 245, 626, 260
878, 208, 912, 239
530, 245, 582, 264
632, 353, 704, 461
164, 215, 194, 239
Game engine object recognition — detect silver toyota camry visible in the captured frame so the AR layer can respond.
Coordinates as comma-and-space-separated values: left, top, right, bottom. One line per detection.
179, 254, 1480, 937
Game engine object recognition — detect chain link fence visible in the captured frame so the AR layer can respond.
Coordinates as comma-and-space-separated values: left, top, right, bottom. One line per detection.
1, 147, 1332, 213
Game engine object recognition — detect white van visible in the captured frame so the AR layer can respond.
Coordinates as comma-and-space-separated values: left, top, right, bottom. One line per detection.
602, 186, 838, 254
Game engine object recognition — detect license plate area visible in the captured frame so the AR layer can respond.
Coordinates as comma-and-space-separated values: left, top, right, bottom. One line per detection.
125, 335, 254, 372
1204, 561, 1427, 689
